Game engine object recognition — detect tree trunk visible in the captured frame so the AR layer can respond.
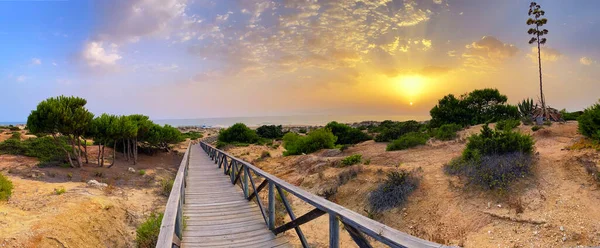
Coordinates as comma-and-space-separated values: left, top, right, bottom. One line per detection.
97, 143, 102, 166
53, 134, 75, 168
101, 145, 105, 167
133, 138, 138, 165
83, 139, 89, 164
536, 26, 546, 119
108, 140, 116, 168
70, 137, 82, 167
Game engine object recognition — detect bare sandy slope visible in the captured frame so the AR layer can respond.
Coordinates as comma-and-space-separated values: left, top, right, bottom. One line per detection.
0, 146, 183, 247
223, 122, 600, 247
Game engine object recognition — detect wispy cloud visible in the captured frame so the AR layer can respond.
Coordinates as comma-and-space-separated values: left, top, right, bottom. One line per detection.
31, 58, 41, 65
580, 56, 596, 65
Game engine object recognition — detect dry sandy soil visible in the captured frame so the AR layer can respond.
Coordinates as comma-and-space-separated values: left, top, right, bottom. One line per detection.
221, 121, 600, 247
0, 130, 187, 247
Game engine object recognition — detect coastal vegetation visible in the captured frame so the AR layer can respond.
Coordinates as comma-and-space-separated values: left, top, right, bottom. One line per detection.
577, 100, 600, 141
325, 121, 371, 145
368, 169, 420, 213
1, 96, 189, 168
136, 212, 163, 248
0, 173, 13, 201
341, 154, 362, 166
372, 120, 422, 142
282, 128, 336, 156
431, 123, 462, 141
256, 125, 284, 139
445, 125, 535, 190
429, 88, 519, 127
217, 123, 259, 148
386, 132, 429, 151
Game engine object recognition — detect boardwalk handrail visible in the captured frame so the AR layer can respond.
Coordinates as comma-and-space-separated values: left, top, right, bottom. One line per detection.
200, 141, 448, 248
156, 142, 192, 248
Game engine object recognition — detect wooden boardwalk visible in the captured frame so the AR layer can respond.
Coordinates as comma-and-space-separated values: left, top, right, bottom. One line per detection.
181, 145, 289, 247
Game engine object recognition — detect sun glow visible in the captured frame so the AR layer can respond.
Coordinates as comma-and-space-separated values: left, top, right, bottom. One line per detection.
394, 75, 428, 103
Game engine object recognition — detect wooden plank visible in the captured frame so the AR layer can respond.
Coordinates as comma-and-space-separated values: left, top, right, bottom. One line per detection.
183, 236, 289, 248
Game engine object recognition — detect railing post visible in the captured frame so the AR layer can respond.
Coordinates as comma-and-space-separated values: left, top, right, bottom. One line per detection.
230, 160, 236, 184
268, 181, 275, 230
329, 213, 339, 248
243, 165, 249, 198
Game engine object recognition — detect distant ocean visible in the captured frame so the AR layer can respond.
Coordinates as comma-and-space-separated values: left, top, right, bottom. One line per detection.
153, 115, 431, 128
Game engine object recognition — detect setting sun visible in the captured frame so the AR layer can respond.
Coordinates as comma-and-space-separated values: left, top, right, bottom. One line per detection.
394, 75, 428, 101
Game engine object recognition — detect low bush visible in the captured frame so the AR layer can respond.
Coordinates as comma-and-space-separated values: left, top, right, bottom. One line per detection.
0, 136, 69, 164
445, 152, 533, 190
282, 128, 336, 156
462, 125, 533, 161
578, 101, 600, 141
259, 150, 271, 159
181, 131, 203, 140
325, 121, 371, 145
0, 139, 27, 155
160, 178, 174, 196
543, 120, 552, 126
495, 119, 520, 131
531, 125, 543, 131
256, 125, 284, 139
337, 166, 362, 186
368, 170, 419, 213
373, 120, 422, 142
386, 132, 428, 151
433, 123, 462, 141
341, 154, 362, 166
8, 125, 20, 131
10, 132, 21, 140
521, 116, 534, 126
445, 125, 535, 190
54, 187, 66, 195
560, 109, 583, 121
136, 212, 164, 248
138, 170, 146, 176
0, 173, 13, 201
218, 123, 259, 144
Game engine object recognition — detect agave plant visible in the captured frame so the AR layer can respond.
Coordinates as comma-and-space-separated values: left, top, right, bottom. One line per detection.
518, 98, 535, 117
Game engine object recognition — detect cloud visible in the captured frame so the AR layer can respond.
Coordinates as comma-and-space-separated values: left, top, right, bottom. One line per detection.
527, 47, 562, 63
462, 36, 518, 70
82, 41, 122, 66
433, 0, 443, 4
16, 75, 27, 82
31, 58, 41, 65
580, 56, 596, 65
419, 66, 452, 76
184, 0, 445, 76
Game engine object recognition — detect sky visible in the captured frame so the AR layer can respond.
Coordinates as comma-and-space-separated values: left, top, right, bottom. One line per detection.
1, 0, 599, 122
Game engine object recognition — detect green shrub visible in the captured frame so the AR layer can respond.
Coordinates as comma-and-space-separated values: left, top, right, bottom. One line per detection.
521, 116, 534, 126
543, 120, 552, 126
136, 212, 164, 248
10, 132, 21, 140
259, 150, 271, 159
218, 123, 259, 144
181, 131, 203, 140
374, 120, 422, 142
531, 125, 543, 131
24, 136, 70, 163
283, 128, 336, 156
256, 125, 284, 139
341, 154, 362, 166
368, 170, 419, 213
325, 121, 371, 145
160, 178, 174, 196
462, 125, 533, 160
138, 170, 146, 176
430, 88, 519, 127
386, 132, 428, 151
496, 119, 521, 131
560, 109, 583, 121
0, 139, 27, 155
8, 125, 20, 131
578, 101, 600, 141
298, 128, 307, 134
0, 173, 13, 201
54, 187, 66, 195
445, 125, 535, 190
433, 123, 462, 141
364, 159, 371, 165
518, 98, 535, 117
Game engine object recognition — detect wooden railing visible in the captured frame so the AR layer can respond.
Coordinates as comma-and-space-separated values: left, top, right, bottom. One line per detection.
199, 141, 448, 248
156, 142, 191, 248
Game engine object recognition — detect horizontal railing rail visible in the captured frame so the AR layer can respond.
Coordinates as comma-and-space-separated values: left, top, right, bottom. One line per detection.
156, 142, 192, 248
200, 141, 448, 248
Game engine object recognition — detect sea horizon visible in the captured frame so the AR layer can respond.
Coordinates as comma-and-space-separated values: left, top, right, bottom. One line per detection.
153, 115, 431, 128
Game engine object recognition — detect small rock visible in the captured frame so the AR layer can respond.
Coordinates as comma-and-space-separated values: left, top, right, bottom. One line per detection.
533, 231, 539, 235
87, 180, 108, 188
560, 226, 564, 231
487, 202, 491, 208
497, 204, 502, 208
488, 230, 492, 234
128, 167, 136, 173
562, 236, 567, 242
